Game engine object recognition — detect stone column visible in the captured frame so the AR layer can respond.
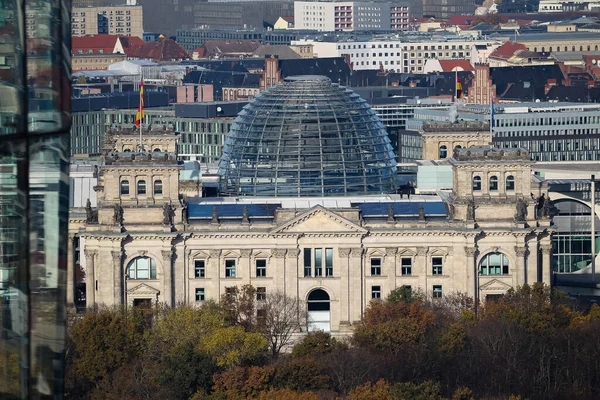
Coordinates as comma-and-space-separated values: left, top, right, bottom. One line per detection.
271, 248, 286, 293
84, 249, 97, 308
209, 249, 221, 299
161, 249, 173, 306
349, 248, 363, 324
416, 246, 428, 296
541, 244, 553, 286
527, 243, 539, 284
66, 234, 76, 304
240, 249, 252, 285
111, 250, 123, 306
514, 246, 529, 287
464, 246, 477, 299
385, 247, 397, 296
338, 248, 351, 327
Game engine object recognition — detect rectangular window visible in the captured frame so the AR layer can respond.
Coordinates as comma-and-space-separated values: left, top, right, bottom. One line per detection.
256, 259, 266, 277
432, 257, 443, 275
257, 308, 266, 324
401, 258, 412, 275
433, 285, 443, 299
195, 288, 205, 301
315, 248, 323, 276
304, 248, 312, 277
257, 287, 266, 301
371, 258, 382, 276
372, 285, 381, 299
194, 259, 205, 278
225, 259, 236, 278
325, 248, 333, 276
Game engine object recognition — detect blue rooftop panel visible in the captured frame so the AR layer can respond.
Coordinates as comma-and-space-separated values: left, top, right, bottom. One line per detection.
188, 203, 280, 219
354, 202, 447, 217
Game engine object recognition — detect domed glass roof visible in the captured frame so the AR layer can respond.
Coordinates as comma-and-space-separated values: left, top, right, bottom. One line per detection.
218, 75, 398, 197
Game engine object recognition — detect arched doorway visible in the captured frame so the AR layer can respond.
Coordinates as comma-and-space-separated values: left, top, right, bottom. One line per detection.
307, 289, 330, 332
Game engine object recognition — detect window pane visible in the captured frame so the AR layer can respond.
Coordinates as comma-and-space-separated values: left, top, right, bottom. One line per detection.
315, 248, 322, 276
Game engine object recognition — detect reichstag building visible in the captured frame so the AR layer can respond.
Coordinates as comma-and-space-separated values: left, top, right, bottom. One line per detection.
70, 76, 555, 333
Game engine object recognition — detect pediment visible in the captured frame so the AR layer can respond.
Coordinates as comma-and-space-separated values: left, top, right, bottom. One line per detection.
128, 283, 160, 296
271, 205, 367, 235
479, 278, 512, 292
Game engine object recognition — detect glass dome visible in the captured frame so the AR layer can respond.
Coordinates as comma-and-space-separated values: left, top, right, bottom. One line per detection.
218, 75, 398, 197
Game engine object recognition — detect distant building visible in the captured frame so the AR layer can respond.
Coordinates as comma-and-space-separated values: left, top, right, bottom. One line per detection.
177, 29, 302, 52
422, 0, 475, 19
294, 1, 410, 32
274, 16, 294, 30
72, 5, 144, 37
193, 1, 294, 30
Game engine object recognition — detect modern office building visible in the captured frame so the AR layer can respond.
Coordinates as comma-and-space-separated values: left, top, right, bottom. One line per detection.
1, 0, 71, 397
69, 77, 554, 333
176, 29, 304, 52
71, 5, 143, 37
407, 103, 600, 163
192, 1, 294, 30
294, 1, 410, 31
422, 0, 475, 19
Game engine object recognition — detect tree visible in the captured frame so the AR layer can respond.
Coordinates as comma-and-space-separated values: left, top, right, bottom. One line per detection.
220, 285, 257, 331
201, 326, 268, 369
291, 331, 347, 358
347, 379, 392, 400
273, 357, 331, 391
386, 285, 425, 304
259, 290, 307, 358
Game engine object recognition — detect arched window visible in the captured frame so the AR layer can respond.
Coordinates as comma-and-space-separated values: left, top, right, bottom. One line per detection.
454, 145, 462, 150
506, 175, 515, 191
307, 289, 330, 332
588, 45, 591, 51
153, 148, 161, 152
473, 176, 482, 191
123, 148, 131, 153
154, 180, 163, 195
549, 47, 553, 52
137, 180, 146, 195
533, 47, 537, 52
580, 46, 583, 51
120, 180, 130, 195
489, 176, 498, 191
595, 45, 598, 51
439, 145, 448, 159
127, 256, 157, 279
479, 252, 509, 275
542, 47, 545, 52
572, 46, 576, 51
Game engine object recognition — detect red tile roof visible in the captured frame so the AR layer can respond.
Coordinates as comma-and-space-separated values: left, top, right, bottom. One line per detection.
438, 60, 474, 72
193, 47, 207, 58
118, 36, 144, 49
72, 34, 119, 55
489, 41, 528, 60
281, 16, 294, 22
127, 38, 189, 61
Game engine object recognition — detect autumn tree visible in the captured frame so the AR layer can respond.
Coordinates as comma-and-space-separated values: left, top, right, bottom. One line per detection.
258, 290, 307, 358
220, 285, 257, 331
201, 325, 268, 369
291, 331, 347, 358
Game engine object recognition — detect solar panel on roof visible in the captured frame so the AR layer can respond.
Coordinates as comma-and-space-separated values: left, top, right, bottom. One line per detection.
354, 202, 447, 217
188, 203, 280, 219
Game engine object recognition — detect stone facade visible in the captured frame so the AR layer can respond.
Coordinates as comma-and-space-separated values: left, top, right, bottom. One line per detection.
421, 122, 492, 160
69, 128, 555, 333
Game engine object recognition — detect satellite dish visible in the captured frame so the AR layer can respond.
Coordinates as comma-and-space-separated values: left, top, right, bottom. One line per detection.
216, 106, 222, 112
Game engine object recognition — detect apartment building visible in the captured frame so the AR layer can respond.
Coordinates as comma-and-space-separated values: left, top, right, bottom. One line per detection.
72, 5, 143, 37
294, 1, 410, 32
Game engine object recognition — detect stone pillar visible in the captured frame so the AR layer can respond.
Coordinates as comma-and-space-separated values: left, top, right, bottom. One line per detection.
161, 249, 173, 306
84, 249, 97, 308
338, 248, 351, 327
209, 249, 221, 299
416, 246, 428, 296
514, 246, 529, 287
541, 244, 553, 286
111, 250, 123, 306
385, 247, 397, 296
527, 242, 539, 284
240, 249, 252, 284
349, 248, 363, 324
283, 249, 298, 298
271, 248, 286, 293
464, 246, 477, 300
66, 234, 75, 304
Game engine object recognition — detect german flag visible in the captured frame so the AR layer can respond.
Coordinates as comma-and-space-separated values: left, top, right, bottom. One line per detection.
456, 74, 463, 101
135, 79, 144, 127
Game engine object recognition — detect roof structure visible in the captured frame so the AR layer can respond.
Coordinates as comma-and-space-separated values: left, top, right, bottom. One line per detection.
127, 38, 189, 61
438, 60, 474, 72
201, 40, 262, 58
489, 41, 528, 60
72, 34, 120, 55
491, 64, 565, 101
252, 44, 301, 59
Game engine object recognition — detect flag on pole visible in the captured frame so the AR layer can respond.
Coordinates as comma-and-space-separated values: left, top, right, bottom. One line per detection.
135, 79, 144, 127
455, 73, 463, 101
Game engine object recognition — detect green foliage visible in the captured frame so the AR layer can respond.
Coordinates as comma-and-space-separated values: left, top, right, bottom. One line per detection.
386, 285, 425, 304
291, 331, 347, 358
347, 379, 392, 400
201, 326, 268, 369
353, 300, 435, 356
273, 356, 331, 391
390, 381, 444, 400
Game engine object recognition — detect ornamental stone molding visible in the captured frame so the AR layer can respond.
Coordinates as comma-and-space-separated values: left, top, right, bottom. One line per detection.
285, 249, 300, 258
240, 249, 253, 258
111, 251, 122, 262
385, 247, 398, 257
138, 250, 148, 257
514, 246, 529, 257
464, 247, 477, 257
84, 249, 98, 259
161, 249, 173, 260
209, 249, 222, 258
416, 246, 428, 256
271, 249, 287, 258
338, 248, 351, 258
540, 244, 553, 254
350, 248, 363, 257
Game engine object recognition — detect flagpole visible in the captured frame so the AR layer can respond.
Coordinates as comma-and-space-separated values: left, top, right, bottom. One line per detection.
489, 87, 494, 142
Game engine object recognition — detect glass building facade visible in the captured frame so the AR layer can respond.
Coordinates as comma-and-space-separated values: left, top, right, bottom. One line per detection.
218, 76, 399, 197
1, 0, 71, 397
